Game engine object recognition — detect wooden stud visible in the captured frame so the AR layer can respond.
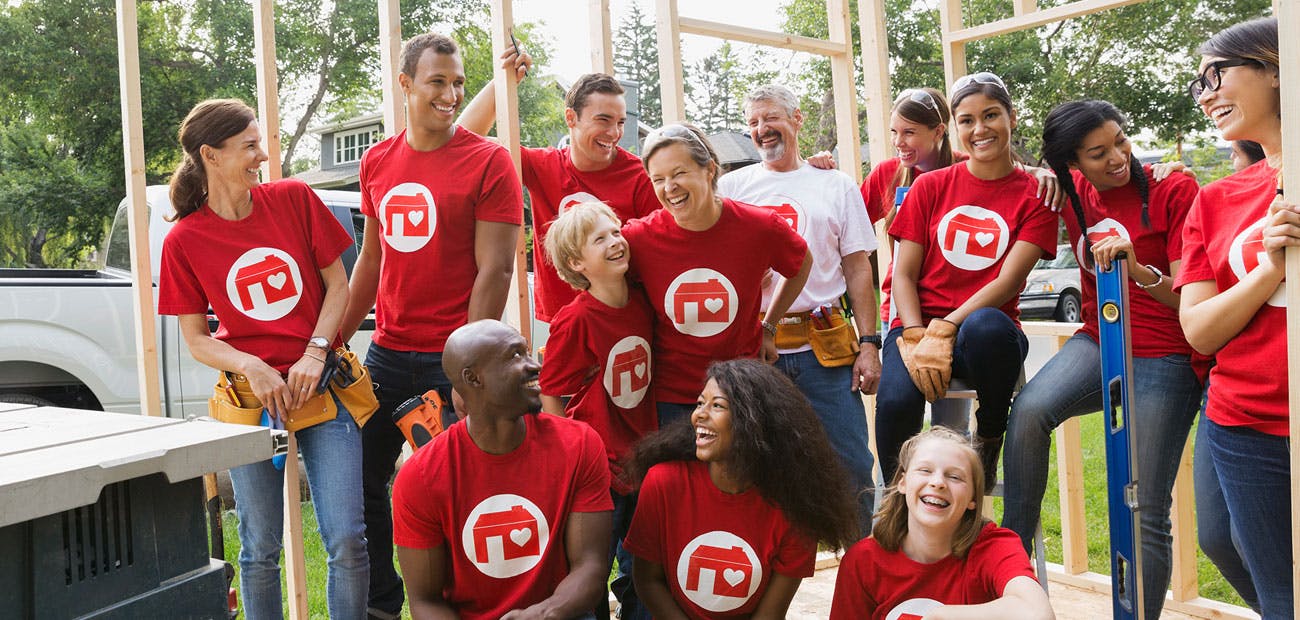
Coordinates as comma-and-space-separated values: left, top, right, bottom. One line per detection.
252, 0, 282, 181
857, 0, 892, 169
1013, 0, 1038, 17
113, 0, 162, 418
377, 0, 405, 138
589, 0, 614, 74
282, 432, 308, 619
937, 0, 966, 93
677, 17, 846, 56
1056, 417, 1087, 575
489, 0, 531, 346
826, 0, 861, 182
1279, 1, 1300, 615
948, 0, 1145, 44
1169, 434, 1197, 602
654, 0, 686, 124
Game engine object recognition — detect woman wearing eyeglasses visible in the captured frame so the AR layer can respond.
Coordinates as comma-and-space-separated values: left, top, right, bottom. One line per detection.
623, 122, 812, 428
999, 99, 1202, 619
874, 72, 1058, 487
1178, 17, 1300, 616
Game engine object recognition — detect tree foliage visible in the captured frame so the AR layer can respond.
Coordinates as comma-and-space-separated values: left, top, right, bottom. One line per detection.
614, 0, 664, 127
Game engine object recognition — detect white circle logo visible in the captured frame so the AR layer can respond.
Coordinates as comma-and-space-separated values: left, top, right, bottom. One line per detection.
604, 336, 651, 409
1075, 218, 1131, 275
460, 494, 550, 578
379, 182, 436, 253
757, 196, 803, 234
663, 269, 739, 337
675, 531, 762, 612
886, 598, 943, 620
1229, 217, 1285, 307
224, 248, 304, 321
935, 206, 1010, 271
558, 191, 601, 213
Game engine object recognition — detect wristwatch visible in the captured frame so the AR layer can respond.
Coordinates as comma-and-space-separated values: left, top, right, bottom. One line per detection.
1135, 264, 1164, 289
307, 336, 330, 350
858, 335, 882, 349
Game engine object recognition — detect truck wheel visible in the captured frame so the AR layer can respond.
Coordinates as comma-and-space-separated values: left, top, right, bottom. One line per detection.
0, 393, 56, 407
1054, 291, 1081, 323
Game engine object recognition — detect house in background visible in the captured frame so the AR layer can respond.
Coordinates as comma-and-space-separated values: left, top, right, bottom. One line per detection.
294, 113, 383, 190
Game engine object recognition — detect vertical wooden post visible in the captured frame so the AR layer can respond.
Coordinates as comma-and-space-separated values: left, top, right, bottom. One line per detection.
252, 0, 282, 181
589, 0, 615, 74
857, 0, 892, 170
654, 0, 686, 124
1012, 0, 1037, 17
1168, 434, 1198, 601
826, 0, 861, 183
489, 0, 531, 346
937, 0, 967, 91
114, 0, 162, 419
1054, 338, 1088, 574
378, 0, 405, 138
282, 432, 308, 618
1278, 2, 1300, 615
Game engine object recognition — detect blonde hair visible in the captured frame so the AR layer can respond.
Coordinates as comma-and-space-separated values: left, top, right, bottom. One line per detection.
872, 427, 989, 559
543, 201, 623, 290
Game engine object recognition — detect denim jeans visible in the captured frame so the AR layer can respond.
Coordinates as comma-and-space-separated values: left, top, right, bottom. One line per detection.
230, 395, 368, 620
1002, 333, 1200, 619
875, 307, 1027, 483
1194, 406, 1259, 612
656, 401, 695, 429
361, 342, 457, 617
606, 491, 649, 620
775, 349, 875, 533
1204, 418, 1293, 618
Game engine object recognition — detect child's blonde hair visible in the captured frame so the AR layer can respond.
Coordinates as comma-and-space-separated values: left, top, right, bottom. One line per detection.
872, 427, 989, 558
543, 201, 622, 290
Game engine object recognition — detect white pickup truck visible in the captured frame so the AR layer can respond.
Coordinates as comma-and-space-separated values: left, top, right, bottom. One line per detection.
0, 185, 372, 416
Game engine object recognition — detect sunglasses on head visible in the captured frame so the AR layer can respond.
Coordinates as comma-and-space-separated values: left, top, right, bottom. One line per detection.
895, 89, 939, 111
1187, 58, 1262, 101
952, 72, 1009, 96
644, 123, 710, 157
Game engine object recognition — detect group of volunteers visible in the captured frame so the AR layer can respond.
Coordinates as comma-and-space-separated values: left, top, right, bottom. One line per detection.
153, 12, 1299, 620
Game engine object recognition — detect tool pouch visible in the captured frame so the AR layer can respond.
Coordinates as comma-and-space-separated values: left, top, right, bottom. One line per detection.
809, 311, 860, 368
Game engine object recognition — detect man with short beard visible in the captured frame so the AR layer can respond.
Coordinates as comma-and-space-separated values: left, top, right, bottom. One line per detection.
717, 83, 881, 532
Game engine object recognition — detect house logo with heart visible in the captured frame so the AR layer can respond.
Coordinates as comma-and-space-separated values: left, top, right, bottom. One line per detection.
1229, 216, 1285, 307
886, 597, 943, 620
461, 494, 550, 578
378, 182, 437, 253
225, 247, 304, 321
676, 531, 762, 612
1074, 218, 1131, 275
604, 335, 651, 408
664, 268, 739, 337
936, 205, 1010, 271
558, 191, 601, 213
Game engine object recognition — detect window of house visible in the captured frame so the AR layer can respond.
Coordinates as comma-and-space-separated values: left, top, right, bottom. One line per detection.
334, 128, 380, 165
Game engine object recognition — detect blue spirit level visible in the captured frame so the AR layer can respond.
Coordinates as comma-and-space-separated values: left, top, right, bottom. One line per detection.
1097, 255, 1144, 619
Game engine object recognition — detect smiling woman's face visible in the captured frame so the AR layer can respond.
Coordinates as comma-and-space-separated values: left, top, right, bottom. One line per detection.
1195, 55, 1280, 143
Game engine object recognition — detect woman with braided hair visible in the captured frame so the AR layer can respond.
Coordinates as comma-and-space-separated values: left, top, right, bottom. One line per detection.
1001, 99, 1202, 619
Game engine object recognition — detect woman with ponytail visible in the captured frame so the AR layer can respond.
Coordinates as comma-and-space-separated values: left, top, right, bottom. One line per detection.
157, 99, 368, 618
1001, 99, 1201, 619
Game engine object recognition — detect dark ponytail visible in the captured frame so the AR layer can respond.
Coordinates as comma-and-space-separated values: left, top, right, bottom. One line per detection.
168, 99, 257, 220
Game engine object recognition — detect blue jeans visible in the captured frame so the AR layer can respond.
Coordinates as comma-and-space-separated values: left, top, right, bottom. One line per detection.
656, 401, 695, 429
607, 491, 648, 620
1002, 333, 1200, 620
1204, 418, 1293, 618
775, 349, 875, 534
1194, 406, 1259, 612
875, 307, 1027, 483
230, 395, 368, 620
362, 343, 457, 616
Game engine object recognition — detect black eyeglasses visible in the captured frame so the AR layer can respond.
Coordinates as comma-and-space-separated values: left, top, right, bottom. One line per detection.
1188, 58, 1261, 100
895, 89, 939, 111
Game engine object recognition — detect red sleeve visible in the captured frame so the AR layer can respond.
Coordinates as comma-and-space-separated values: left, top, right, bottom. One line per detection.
972, 526, 1037, 597
766, 209, 810, 278
632, 175, 662, 219
862, 163, 892, 225
538, 303, 596, 397
570, 422, 614, 512
622, 463, 669, 564
520, 146, 543, 191
829, 540, 877, 620
157, 231, 209, 316
1163, 174, 1199, 265
391, 453, 445, 549
770, 521, 817, 578
359, 151, 378, 218
887, 173, 934, 246
1017, 190, 1059, 258
298, 183, 353, 269
475, 146, 525, 225
1174, 194, 1213, 291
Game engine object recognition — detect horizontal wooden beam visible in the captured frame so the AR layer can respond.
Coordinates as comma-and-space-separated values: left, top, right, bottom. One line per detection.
946, 0, 1145, 44
1020, 321, 1082, 337
678, 16, 847, 56
1044, 565, 1257, 620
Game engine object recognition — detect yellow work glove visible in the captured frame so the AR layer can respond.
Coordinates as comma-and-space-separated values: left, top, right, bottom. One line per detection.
897, 326, 927, 379
908, 318, 958, 402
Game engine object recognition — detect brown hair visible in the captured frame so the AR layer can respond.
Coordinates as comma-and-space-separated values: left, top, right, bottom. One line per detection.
400, 32, 459, 78
565, 73, 625, 117
1199, 17, 1279, 69
872, 427, 989, 559
168, 99, 257, 220
544, 201, 622, 290
890, 87, 954, 207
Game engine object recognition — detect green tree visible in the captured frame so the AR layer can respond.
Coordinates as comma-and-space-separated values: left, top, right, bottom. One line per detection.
614, 0, 663, 127
690, 43, 743, 132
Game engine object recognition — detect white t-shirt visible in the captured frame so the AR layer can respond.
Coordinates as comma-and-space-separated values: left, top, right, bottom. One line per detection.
718, 162, 878, 352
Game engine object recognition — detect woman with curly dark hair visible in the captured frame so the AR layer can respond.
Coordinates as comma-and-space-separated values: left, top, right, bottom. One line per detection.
622, 358, 858, 619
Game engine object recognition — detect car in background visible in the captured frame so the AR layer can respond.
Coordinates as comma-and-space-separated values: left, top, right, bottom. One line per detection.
1019, 244, 1081, 322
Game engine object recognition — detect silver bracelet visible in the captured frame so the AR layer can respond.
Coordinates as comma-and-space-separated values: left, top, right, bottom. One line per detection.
1135, 264, 1164, 289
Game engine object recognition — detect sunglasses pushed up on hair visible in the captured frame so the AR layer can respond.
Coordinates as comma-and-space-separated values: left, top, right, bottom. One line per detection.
951, 71, 1009, 95
895, 88, 939, 111
643, 123, 710, 156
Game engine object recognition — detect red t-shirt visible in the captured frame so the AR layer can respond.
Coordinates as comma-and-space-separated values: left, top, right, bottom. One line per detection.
861, 153, 971, 224
391, 413, 613, 619
358, 129, 524, 352
829, 522, 1036, 620
522, 146, 660, 322
1175, 159, 1286, 435
622, 199, 808, 403
158, 179, 352, 373
1065, 167, 1197, 357
887, 163, 1058, 328
538, 288, 658, 495
623, 460, 816, 619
